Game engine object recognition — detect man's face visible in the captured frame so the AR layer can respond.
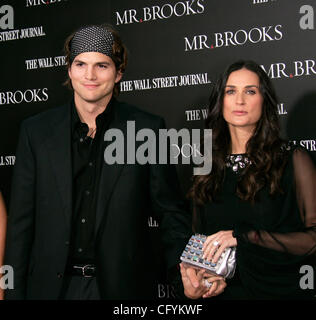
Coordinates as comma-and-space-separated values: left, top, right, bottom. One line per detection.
68, 51, 122, 107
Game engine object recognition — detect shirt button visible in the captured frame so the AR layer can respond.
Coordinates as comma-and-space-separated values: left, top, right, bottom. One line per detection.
79, 138, 84, 143
88, 162, 93, 167
65, 241, 69, 246
85, 190, 90, 196
78, 248, 83, 253
81, 218, 86, 223
57, 273, 63, 278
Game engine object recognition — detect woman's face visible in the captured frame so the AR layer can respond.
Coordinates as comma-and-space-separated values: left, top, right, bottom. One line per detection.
223, 68, 263, 132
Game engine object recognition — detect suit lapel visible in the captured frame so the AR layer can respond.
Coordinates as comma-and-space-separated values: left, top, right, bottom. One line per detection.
46, 103, 73, 231
42, 101, 129, 237
95, 103, 128, 237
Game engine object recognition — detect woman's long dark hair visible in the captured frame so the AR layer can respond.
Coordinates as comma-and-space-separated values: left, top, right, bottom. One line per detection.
189, 60, 287, 205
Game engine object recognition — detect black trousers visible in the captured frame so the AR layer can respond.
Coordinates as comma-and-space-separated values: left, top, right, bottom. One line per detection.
60, 276, 101, 300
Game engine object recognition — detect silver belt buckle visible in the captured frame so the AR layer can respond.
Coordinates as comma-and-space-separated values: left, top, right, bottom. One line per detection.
74, 264, 94, 277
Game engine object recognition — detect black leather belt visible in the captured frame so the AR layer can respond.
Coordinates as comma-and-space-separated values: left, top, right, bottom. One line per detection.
67, 264, 96, 277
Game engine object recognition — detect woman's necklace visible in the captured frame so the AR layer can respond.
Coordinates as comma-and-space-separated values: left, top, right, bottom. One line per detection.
226, 154, 251, 173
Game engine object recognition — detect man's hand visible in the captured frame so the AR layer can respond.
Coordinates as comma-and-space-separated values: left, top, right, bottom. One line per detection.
180, 263, 227, 299
180, 263, 208, 299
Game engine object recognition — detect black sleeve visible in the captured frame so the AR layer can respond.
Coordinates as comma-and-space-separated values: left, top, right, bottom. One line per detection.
240, 148, 316, 257
4, 122, 36, 300
149, 117, 192, 270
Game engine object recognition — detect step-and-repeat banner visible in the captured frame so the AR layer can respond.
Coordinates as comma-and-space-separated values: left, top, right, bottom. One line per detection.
0, 0, 315, 298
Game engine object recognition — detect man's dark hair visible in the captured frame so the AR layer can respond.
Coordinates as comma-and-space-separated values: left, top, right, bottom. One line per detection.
63, 23, 128, 97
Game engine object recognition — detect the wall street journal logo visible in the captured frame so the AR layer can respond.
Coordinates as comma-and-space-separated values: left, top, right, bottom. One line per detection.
185, 103, 287, 122
185, 25, 283, 51
292, 139, 316, 152
0, 155, 15, 166
25, 55, 66, 70
0, 88, 48, 105
116, 0, 205, 25
120, 72, 210, 92
0, 26, 45, 42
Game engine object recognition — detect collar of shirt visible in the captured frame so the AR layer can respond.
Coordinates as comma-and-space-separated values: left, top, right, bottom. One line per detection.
71, 98, 115, 141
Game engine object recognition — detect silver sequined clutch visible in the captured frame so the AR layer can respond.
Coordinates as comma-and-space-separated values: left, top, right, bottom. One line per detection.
180, 234, 236, 279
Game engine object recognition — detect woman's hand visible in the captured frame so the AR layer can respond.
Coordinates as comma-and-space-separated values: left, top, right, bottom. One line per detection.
203, 230, 237, 263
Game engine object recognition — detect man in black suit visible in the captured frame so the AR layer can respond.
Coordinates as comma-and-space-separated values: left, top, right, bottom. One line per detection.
4, 24, 190, 300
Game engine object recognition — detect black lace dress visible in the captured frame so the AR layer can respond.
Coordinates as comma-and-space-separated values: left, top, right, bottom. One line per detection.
193, 147, 316, 300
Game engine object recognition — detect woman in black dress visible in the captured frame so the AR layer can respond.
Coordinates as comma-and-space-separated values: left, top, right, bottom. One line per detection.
180, 60, 316, 300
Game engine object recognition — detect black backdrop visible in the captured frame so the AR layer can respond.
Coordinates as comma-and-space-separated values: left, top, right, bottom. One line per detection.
0, 0, 315, 299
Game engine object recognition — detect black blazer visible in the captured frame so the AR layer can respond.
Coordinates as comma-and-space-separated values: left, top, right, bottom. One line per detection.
5, 100, 190, 300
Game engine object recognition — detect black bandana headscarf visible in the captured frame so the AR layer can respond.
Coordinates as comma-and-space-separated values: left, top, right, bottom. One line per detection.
70, 25, 114, 61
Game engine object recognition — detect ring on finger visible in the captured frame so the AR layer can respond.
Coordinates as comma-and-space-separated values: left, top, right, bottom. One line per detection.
213, 240, 220, 246
203, 279, 213, 289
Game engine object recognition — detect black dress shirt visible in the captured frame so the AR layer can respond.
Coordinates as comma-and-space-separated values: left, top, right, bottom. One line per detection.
68, 99, 114, 265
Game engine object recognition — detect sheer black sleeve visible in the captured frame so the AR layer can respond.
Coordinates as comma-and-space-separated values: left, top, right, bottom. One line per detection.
241, 148, 316, 257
